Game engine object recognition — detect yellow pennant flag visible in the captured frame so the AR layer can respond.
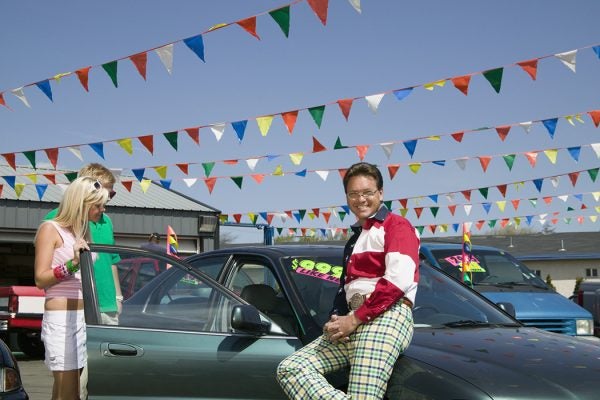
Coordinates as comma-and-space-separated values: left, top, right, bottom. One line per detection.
256, 116, 274, 136
543, 149, 558, 164
408, 163, 422, 174
53, 72, 71, 82
273, 165, 284, 176
427, 135, 441, 141
208, 22, 227, 31
117, 138, 133, 155
15, 183, 26, 197
592, 192, 600, 201
26, 173, 37, 183
140, 179, 152, 193
307, 212, 316, 220
496, 200, 506, 212
590, 215, 598, 223
439, 224, 448, 233
513, 217, 521, 226
289, 152, 304, 165
154, 165, 167, 179
423, 80, 446, 90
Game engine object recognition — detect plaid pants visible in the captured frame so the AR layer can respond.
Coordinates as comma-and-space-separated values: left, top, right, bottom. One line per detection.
277, 301, 413, 400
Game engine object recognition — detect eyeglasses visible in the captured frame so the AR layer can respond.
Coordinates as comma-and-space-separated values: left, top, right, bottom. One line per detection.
93, 180, 116, 199
347, 190, 379, 200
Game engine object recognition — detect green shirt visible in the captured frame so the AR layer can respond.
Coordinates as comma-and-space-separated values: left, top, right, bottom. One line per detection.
44, 209, 121, 312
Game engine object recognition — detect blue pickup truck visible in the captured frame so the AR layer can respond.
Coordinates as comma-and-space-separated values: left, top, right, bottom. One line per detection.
419, 242, 594, 337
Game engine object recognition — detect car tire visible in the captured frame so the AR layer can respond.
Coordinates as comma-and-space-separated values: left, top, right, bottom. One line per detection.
17, 332, 45, 358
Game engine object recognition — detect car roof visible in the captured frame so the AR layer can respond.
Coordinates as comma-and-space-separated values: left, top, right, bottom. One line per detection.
193, 245, 344, 259
421, 241, 501, 252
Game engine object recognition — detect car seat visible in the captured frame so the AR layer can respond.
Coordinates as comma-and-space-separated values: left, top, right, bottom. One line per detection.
240, 284, 297, 335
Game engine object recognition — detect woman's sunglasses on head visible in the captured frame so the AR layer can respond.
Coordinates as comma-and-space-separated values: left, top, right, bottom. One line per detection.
93, 180, 116, 199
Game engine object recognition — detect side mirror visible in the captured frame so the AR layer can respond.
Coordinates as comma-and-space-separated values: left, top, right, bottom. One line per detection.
231, 304, 271, 335
496, 302, 516, 318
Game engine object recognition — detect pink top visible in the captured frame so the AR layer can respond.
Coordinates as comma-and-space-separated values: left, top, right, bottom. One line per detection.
43, 221, 83, 300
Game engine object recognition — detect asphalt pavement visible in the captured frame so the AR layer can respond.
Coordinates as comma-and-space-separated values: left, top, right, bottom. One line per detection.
14, 352, 52, 400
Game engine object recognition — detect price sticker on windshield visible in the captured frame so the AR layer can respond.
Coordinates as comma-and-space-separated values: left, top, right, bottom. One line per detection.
443, 254, 486, 272
290, 258, 342, 283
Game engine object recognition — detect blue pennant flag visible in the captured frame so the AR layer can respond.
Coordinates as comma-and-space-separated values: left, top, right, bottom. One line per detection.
35, 80, 53, 101
541, 118, 558, 139
183, 34, 205, 62
35, 184, 48, 200
231, 120, 247, 142
393, 88, 413, 101
132, 168, 145, 182
89, 143, 105, 159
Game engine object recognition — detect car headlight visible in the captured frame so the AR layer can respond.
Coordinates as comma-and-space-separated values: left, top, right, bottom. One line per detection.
1, 366, 23, 392
576, 319, 594, 335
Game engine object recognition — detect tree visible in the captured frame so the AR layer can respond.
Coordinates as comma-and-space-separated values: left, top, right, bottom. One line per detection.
545, 274, 556, 291
487, 224, 537, 236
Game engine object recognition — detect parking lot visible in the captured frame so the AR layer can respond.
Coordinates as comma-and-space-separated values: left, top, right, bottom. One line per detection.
14, 352, 52, 400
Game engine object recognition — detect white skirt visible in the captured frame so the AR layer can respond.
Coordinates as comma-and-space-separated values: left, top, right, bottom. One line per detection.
41, 309, 87, 371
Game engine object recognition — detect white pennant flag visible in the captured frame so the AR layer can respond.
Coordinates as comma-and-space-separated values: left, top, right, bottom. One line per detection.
455, 158, 468, 170
155, 44, 174, 74
550, 176, 560, 188
365, 93, 385, 113
57, 183, 70, 193
539, 213, 548, 220
278, 213, 288, 224
380, 142, 395, 159
67, 146, 83, 161
592, 191, 600, 201
519, 121, 533, 133
555, 50, 577, 73
463, 221, 473, 232
110, 168, 123, 180
11, 87, 31, 108
445, 193, 455, 202
183, 178, 197, 187
558, 195, 569, 202
246, 158, 259, 170
315, 170, 329, 181
463, 204, 472, 216
590, 143, 600, 158
347, 0, 361, 13
210, 123, 226, 141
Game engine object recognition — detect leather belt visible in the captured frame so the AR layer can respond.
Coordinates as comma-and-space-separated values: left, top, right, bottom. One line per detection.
347, 293, 413, 311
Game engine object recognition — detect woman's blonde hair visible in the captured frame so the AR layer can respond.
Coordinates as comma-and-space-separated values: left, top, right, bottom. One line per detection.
53, 176, 109, 239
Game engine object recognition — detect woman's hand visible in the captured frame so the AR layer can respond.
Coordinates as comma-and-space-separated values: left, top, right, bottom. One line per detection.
72, 238, 90, 266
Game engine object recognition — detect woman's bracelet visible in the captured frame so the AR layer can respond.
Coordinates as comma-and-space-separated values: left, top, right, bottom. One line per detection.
116, 295, 124, 302
53, 259, 80, 281
66, 259, 80, 274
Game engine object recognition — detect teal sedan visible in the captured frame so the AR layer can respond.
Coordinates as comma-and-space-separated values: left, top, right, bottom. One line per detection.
81, 245, 600, 399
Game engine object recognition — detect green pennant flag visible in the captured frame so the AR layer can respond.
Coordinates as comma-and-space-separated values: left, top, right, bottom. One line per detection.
338, 211, 346, 221
430, 207, 439, 217
249, 213, 258, 224
564, 217, 572, 225
64, 172, 78, 182
102, 61, 118, 88
588, 167, 599, 182
23, 151, 36, 168
502, 154, 516, 170
383, 200, 392, 210
482, 67, 503, 93
478, 187, 489, 199
276, 227, 283, 235
308, 105, 325, 128
298, 209, 306, 220
231, 176, 243, 189
202, 162, 215, 177
163, 131, 178, 151
416, 226, 424, 235
269, 6, 290, 37
334, 136, 346, 149
529, 198, 537, 207
567, 206, 575, 211
488, 219, 497, 228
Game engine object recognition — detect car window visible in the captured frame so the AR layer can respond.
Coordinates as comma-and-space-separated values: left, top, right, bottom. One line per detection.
187, 255, 230, 280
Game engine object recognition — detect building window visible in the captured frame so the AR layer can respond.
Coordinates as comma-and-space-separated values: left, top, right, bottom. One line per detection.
585, 268, 598, 278
532, 269, 542, 277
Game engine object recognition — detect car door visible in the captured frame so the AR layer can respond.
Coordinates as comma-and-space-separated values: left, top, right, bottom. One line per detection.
81, 245, 301, 399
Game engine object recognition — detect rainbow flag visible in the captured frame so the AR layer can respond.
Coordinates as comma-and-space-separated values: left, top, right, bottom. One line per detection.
461, 223, 472, 285
166, 225, 179, 258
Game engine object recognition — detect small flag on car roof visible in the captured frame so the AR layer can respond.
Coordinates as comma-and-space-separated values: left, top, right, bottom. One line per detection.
167, 225, 179, 258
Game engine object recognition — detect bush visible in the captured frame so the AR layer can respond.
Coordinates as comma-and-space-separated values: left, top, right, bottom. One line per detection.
545, 274, 556, 291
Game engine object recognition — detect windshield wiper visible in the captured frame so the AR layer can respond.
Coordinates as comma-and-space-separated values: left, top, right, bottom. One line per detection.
496, 281, 548, 290
443, 320, 491, 328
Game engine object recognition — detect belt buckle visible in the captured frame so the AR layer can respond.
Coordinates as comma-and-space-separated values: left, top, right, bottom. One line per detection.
349, 293, 365, 311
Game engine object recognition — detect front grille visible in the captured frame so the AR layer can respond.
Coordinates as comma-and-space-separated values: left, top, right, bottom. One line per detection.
520, 319, 574, 335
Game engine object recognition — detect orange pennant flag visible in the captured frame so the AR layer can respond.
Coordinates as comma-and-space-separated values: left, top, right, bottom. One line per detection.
500, 218, 510, 228
338, 168, 348, 180
281, 111, 298, 134
322, 211, 331, 223
414, 207, 423, 218
588, 110, 600, 127
130, 52, 148, 80
543, 196, 553, 205
307, 0, 329, 25
517, 59, 538, 80
511, 199, 520, 210
122, 180, 133, 192
138, 135, 154, 154
524, 152, 538, 167
43, 174, 57, 184
496, 184, 507, 197
44, 148, 59, 169
75, 66, 91, 91
388, 164, 400, 180
337, 98, 353, 120
478, 156, 492, 172
251, 174, 265, 183
204, 177, 217, 193
184, 127, 200, 145
451, 131, 464, 142
476, 220, 486, 231
312, 136, 327, 152
176, 163, 189, 174
451, 75, 471, 96
312, 208, 320, 218
448, 205, 457, 216
398, 198, 408, 209
236, 16, 260, 39
495, 126, 511, 141
568, 172, 580, 186
2, 153, 16, 170
0, 93, 8, 109
355, 145, 369, 161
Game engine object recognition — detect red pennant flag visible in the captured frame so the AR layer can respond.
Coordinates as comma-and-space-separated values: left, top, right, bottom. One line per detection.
495, 126, 511, 141
2, 153, 16, 170
204, 177, 217, 193
568, 172, 580, 186
322, 211, 331, 224
451, 75, 471, 96
301, 228, 307, 236
44, 148, 59, 169
307, 0, 329, 25
233, 214, 242, 223
266, 213, 274, 225
223, 159, 238, 165
176, 163, 189, 174
75, 66, 91, 91
543, 196, 552, 205
461, 190, 471, 201
312, 208, 320, 218
388, 164, 400, 180
251, 174, 265, 183
0, 92, 8, 109
122, 180, 133, 192
428, 225, 437, 234
398, 198, 408, 209
577, 216, 584, 224
355, 145, 369, 161
581, 203, 587, 210
496, 184, 507, 197
500, 218, 510, 228
337, 98, 353, 120
285, 210, 293, 219
184, 127, 200, 145
414, 207, 423, 218
0, 184, 3, 197
588, 110, 600, 127
448, 205, 457, 216
451, 131, 464, 142
138, 135, 154, 154
478, 156, 492, 172
551, 218, 558, 225
524, 152, 538, 167
312, 136, 327, 152
338, 168, 348, 180
236, 16, 260, 39
281, 111, 298, 134
476, 220, 485, 230
517, 59, 538, 80
43, 174, 56, 184
130, 52, 148, 80
511, 199, 520, 210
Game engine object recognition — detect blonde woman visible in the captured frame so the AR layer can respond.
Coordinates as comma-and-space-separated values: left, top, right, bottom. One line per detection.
34, 176, 109, 400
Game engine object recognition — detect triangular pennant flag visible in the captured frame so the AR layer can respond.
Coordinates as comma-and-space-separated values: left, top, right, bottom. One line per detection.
380, 142, 394, 159
154, 166, 167, 179
414, 207, 423, 218
15, 183, 25, 198
269, 6, 291, 37
35, 80, 53, 101
312, 136, 326, 152
251, 174, 265, 183
159, 179, 172, 190
102, 61, 118, 87
256, 116, 274, 136
403, 140, 418, 158
555, 50, 577, 73
496, 201, 506, 212
365, 93, 385, 113
334, 136, 347, 149
140, 179, 152, 193
130, 52, 148, 80
478, 156, 492, 172
587, 167, 599, 182
43, 148, 58, 169
273, 165, 284, 176
26, 173, 37, 183
121, 180, 133, 192
89, 143, 105, 159
2, 153, 16, 170
451, 75, 471, 95
138, 135, 154, 154
43, 174, 56, 184
423, 80, 446, 90
183, 34, 205, 62
568, 172, 580, 186
391, 89, 413, 105
543, 149, 558, 164
237, 16, 260, 40
475, 220, 486, 231
347, 0, 361, 13
2, 175, 16, 189
388, 164, 400, 180
281, 111, 298, 134
591, 143, 600, 158
533, 178, 544, 192
117, 138, 133, 155
542, 118, 558, 139
478, 187, 489, 199
517, 59, 538, 80
511, 199, 520, 210
75, 66, 91, 91
202, 162, 215, 177
246, 158, 259, 170
463, 205, 472, 216
163, 131, 178, 150
131, 168, 145, 182
315, 170, 329, 181
482, 203, 492, 214
496, 184, 507, 197
11, 87, 30, 108
289, 152, 304, 165
567, 146, 581, 162
337, 98, 353, 120
519, 121, 533, 133
308, 105, 325, 128
295, 169, 307, 177
0, 93, 8, 109
210, 123, 226, 141
461, 190, 471, 201
64, 172, 78, 183
184, 127, 200, 145
307, 0, 329, 25
183, 178, 197, 187
408, 163, 421, 174
588, 110, 600, 127
524, 152, 538, 167
502, 154, 516, 170
428, 194, 439, 203
231, 120, 248, 142
495, 126, 511, 141
155, 44, 174, 74
383, 201, 392, 211
448, 205, 457, 216
455, 158, 468, 170
482, 67, 503, 93
355, 145, 369, 161
451, 131, 464, 142
204, 177, 217, 194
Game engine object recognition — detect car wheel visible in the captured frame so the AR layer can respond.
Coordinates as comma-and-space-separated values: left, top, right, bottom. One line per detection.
17, 332, 45, 358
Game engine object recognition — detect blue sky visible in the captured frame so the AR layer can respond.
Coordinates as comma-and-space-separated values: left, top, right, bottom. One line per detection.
1, 0, 600, 243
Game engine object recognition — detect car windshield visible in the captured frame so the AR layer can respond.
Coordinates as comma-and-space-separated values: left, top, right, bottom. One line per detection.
429, 248, 547, 289
281, 255, 518, 328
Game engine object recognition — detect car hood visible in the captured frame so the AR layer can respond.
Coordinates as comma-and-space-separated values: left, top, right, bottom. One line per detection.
404, 327, 600, 399
480, 291, 592, 319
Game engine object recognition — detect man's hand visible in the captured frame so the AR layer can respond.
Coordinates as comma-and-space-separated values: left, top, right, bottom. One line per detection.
323, 313, 362, 343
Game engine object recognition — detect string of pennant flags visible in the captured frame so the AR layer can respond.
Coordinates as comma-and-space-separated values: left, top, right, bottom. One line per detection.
0, 0, 356, 111
3, 40, 600, 164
